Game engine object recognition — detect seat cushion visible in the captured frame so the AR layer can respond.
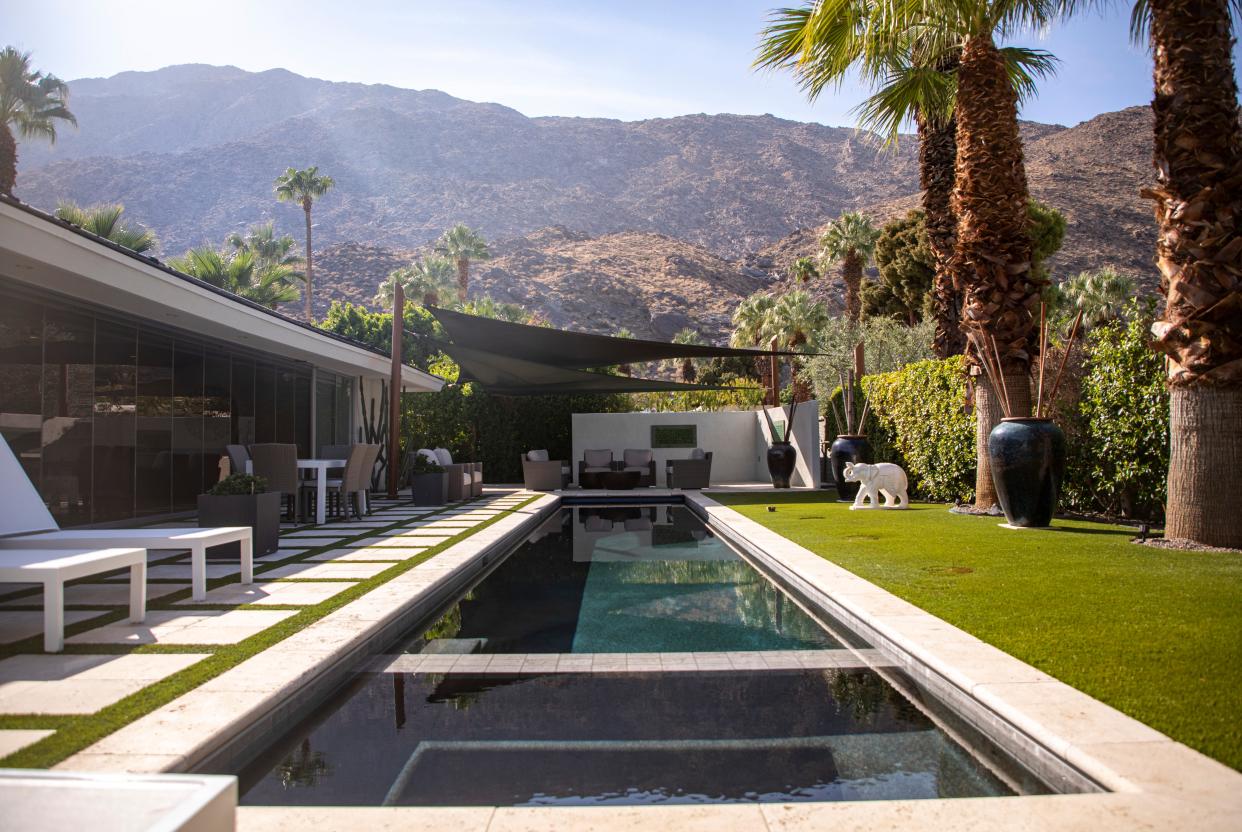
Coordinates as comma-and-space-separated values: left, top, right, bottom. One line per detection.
433, 447, 454, 467
561, 465, 572, 475
584, 449, 612, 467
527, 449, 550, 462
622, 466, 648, 474
689, 447, 707, 460
624, 449, 653, 467
583, 466, 611, 473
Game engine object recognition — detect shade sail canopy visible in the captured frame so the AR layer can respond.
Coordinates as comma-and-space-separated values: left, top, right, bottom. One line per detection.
428, 306, 804, 370
439, 342, 750, 396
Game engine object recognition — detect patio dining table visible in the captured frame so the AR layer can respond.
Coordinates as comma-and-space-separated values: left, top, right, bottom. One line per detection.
245, 458, 350, 525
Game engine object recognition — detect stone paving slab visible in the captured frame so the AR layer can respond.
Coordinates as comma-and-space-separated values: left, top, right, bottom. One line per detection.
172, 581, 355, 607
0, 581, 190, 609
103, 563, 239, 582
301, 547, 427, 563
0, 653, 209, 714
0, 728, 55, 756
377, 649, 892, 675
258, 562, 387, 580
65, 609, 297, 646
0, 610, 107, 645
394, 527, 477, 537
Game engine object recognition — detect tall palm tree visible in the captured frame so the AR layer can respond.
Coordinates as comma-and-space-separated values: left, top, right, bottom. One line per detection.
1135, 0, 1242, 547
669, 328, 707, 383
790, 256, 820, 284
771, 290, 831, 401
0, 47, 75, 195
1048, 267, 1137, 327
54, 201, 157, 253
274, 166, 334, 320
732, 291, 781, 402
434, 223, 491, 302
375, 255, 456, 309
819, 211, 881, 323
227, 221, 301, 269
755, 4, 1054, 360
170, 246, 302, 310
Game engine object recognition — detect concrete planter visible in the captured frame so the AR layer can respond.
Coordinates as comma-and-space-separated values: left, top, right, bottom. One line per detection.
197, 491, 281, 556
411, 472, 448, 506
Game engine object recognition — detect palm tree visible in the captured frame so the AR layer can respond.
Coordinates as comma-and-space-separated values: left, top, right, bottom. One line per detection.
731, 291, 780, 400
227, 221, 301, 269
790, 256, 820, 284
770, 290, 830, 401
434, 223, 491, 303
375, 255, 456, 309
669, 328, 707, 383
169, 246, 301, 310
0, 47, 75, 195
1048, 267, 1137, 328
819, 211, 881, 323
53, 201, 157, 253
1135, 0, 1242, 547
274, 166, 334, 320
755, 4, 1055, 360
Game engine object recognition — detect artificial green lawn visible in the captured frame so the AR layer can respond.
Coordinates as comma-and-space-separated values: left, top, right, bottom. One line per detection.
714, 492, 1242, 771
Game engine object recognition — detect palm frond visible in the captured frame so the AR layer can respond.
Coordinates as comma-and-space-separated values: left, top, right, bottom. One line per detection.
999, 46, 1059, 103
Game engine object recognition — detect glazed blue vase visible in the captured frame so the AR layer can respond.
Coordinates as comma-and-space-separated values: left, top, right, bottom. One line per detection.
987, 418, 1066, 527
829, 435, 873, 502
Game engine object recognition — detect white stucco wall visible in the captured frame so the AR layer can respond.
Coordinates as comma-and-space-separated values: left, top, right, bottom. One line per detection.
571, 403, 819, 487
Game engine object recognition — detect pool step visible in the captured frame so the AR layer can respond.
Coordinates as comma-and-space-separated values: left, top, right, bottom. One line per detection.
373, 649, 894, 675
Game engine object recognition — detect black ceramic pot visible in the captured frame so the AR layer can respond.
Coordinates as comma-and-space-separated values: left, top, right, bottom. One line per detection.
987, 418, 1066, 527
767, 442, 798, 488
830, 435, 873, 501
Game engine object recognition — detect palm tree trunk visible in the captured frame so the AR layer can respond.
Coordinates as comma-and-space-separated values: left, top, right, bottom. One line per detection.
456, 258, 469, 303
0, 125, 17, 195
918, 107, 964, 358
843, 251, 862, 323
1146, 0, 1242, 547
302, 201, 314, 321
952, 33, 1040, 509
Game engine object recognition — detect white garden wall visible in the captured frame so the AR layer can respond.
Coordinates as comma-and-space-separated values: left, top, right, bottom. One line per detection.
571, 403, 819, 487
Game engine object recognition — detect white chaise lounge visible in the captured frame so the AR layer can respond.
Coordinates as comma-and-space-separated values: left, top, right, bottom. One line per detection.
0, 436, 253, 602
0, 548, 146, 652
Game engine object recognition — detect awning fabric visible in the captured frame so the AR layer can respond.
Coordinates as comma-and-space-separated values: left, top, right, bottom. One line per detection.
438, 342, 746, 396
428, 306, 803, 369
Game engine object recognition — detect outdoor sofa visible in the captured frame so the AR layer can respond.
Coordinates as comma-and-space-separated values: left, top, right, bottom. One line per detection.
578, 448, 657, 488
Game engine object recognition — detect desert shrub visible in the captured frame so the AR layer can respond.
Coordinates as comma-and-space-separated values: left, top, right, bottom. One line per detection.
1068, 304, 1169, 520
862, 356, 976, 503
806, 316, 935, 400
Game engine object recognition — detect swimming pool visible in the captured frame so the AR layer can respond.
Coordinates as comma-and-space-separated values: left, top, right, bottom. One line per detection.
236, 503, 1058, 806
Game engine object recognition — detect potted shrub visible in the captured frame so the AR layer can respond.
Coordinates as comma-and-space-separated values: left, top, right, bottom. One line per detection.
408, 454, 448, 506
828, 371, 873, 501
198, 473, 281, 556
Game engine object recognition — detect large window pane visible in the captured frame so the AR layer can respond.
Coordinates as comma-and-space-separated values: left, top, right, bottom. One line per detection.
315, 371, 335, 455
254, 363, 275, 443
294, 370, 311, 457
275, 367, 296, 445
94, 320, 137, 523
42, 309, 93, 526
335, 375, 353, 445
0, 295, 44, 493
204, 353, 231, 491
136, 330, 173, 516
231, 357, 255, 446
172, 341, 204, 511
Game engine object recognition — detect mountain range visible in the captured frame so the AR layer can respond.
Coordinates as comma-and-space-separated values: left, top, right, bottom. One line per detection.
14, 64, 1160, 339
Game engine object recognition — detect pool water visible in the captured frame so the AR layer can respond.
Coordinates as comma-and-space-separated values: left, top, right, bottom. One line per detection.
409, 505, 841, 653
235, 504, 1049, 806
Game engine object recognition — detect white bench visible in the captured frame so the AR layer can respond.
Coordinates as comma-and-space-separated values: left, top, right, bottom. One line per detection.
0, 548, 146, 652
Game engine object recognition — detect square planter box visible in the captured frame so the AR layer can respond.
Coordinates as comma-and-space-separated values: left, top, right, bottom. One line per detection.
410, 472, 448, 506
197, 491, 282, 557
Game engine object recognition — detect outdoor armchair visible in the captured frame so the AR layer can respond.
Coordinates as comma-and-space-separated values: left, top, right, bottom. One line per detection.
428, 447, 482, 501
578, 449, 614, 487
620, 449, 656, 487
523, 449, 570, 491
666, 449, 713, 490
249, 443, 302, 522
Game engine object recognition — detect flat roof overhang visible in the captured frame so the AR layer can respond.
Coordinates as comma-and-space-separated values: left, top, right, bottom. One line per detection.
0, 200, 442, 392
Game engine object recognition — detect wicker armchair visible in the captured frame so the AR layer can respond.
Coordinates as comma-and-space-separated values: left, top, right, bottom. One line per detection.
523, 450, 570, 491
666, 450, 713, 490
620, 449, 656, 487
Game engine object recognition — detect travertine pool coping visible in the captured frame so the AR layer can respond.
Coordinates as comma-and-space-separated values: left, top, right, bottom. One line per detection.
49, 490, 1242, 830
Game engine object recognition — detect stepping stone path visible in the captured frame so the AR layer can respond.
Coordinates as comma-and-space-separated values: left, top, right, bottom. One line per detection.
0, 489, 523, 761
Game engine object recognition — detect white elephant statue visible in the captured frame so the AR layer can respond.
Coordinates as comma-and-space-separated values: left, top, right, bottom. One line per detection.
843, 462, 909, 510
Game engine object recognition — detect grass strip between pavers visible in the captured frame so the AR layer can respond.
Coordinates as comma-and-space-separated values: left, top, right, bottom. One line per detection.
0, 493, 539, 769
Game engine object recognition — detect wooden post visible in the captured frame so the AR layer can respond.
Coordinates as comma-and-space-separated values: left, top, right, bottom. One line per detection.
387, 281, 404, 498
853, 340, 866, 379
769, 336, 780, 406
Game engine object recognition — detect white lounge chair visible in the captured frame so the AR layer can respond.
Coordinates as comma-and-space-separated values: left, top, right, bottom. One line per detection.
0, 547, 146, 652
0, 436, 253, 602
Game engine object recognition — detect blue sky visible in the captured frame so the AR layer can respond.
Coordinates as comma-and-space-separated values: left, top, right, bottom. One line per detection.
4, 0, 1238, 128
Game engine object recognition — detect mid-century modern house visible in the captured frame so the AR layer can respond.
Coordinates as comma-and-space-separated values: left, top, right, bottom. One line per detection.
0, 196, 442, 528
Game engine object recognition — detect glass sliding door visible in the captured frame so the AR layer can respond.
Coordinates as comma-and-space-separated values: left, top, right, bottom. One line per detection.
136, 330, 173, 516
172, 341, 205, 512
0, 296, 45, 496
42, 309, 94, 526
